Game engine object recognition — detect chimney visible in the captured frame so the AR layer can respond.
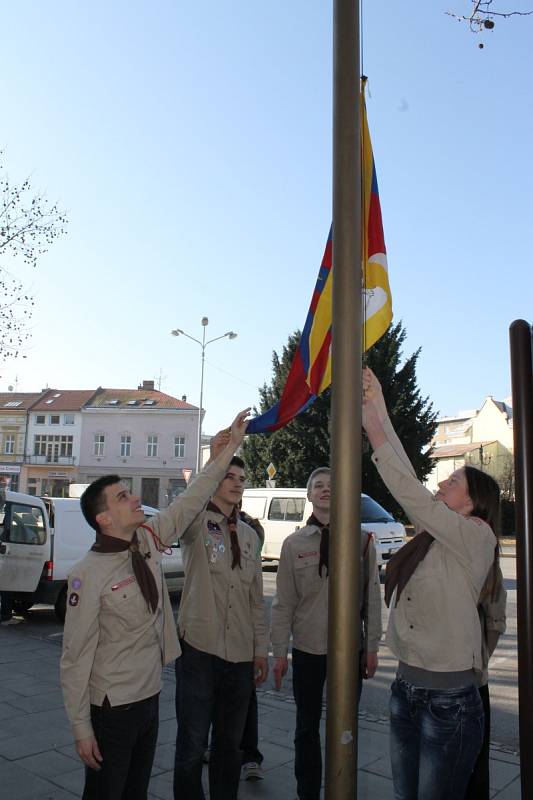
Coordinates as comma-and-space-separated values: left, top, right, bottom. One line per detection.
138, 380, 155, 391
182, 395, 187, 402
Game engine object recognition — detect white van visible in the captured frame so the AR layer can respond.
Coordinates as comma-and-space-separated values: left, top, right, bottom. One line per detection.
0, 490, 184, 621
241, 487, 406, 568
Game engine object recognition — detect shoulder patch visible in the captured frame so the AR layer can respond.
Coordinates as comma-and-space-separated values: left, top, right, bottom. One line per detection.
68, 592, 80, 608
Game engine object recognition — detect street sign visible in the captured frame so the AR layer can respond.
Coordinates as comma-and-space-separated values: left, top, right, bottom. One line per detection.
266, 462, 277, 479
182, 468, 193, 483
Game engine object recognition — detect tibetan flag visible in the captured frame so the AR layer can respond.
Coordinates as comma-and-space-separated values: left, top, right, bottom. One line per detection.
247, 79, 392, 435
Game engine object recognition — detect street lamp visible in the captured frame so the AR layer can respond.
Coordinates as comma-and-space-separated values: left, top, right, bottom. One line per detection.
171, 318, 237, 474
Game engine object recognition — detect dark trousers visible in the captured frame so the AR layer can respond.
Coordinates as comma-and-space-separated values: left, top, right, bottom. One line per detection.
173, 639, 253, 800
465, 684, 491, 800
241, 685, 263, 765
292, 649, 363, 800
0, 592, 14, 621
83, 693, 159, 800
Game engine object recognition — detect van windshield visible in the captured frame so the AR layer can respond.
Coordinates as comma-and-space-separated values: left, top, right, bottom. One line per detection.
361, 496, 394, 524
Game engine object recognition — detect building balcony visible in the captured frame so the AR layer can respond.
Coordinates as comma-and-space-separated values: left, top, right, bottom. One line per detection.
26, 455, 76, 466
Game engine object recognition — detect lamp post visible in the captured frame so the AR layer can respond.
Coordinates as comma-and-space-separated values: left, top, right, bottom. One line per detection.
171, 318, 237, 473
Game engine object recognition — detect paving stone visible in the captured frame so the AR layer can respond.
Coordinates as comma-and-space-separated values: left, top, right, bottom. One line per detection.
0, 758, 64, 800
0, 675, 59, 698
5, 689, 66, 714
491, 776, 521, 799
490, 759, 521, 791
153, 742, 175, 772
156, 716, 177, 745
48, 766, 85, 794
0, 701, 23, 721
0, 727, 72, 759
16, 749, 84, 779
0, 708, 70, 737
33, 789, 78, 799
358, 768, 395, 799
148, 772, 178, 799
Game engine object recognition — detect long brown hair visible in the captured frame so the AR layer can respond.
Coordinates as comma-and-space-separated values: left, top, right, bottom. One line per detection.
464, 465, 501, 600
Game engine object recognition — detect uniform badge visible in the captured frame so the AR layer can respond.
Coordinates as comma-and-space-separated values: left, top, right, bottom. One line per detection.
71, 578, 82, 590
68, 592, 80, 607
111, 576, 136, 591
207, 520, 222, 532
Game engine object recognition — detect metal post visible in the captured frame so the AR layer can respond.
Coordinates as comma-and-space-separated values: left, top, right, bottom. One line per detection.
326, 0, 362, 797
196, 326, 206, 474
509, 319, 533, 799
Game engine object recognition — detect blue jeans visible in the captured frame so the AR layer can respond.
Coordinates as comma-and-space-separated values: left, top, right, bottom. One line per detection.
390, 677, 484, 800
173, 639, 253, 800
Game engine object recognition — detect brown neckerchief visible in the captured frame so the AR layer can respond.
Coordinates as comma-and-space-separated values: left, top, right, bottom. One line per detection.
207, 501, 241, 569
91, 530, 159, 613
306, 514, 373, 579
384, 530, 435, 608
307, 513, 329, 577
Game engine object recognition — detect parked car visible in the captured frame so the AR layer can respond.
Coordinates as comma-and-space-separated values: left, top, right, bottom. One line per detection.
0, 490, 184, 621
241, 487, 406, 568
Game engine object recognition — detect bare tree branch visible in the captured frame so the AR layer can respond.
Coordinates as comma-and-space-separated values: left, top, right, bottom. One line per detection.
447, 0, 533, 34
0, 150, 68, 362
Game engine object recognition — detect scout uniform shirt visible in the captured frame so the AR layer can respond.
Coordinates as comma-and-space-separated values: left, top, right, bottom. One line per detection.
177, 508, 268, 662
271, 523, 382, 658
60, 457, 229, 742
371, 418, 496, 673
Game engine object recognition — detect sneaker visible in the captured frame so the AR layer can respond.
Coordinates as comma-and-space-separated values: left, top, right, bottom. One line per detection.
1, 618, 21, 626
241, 762, 264, 781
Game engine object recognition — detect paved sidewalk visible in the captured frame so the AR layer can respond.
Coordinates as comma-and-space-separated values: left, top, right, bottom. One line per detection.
0, 627, 522, 799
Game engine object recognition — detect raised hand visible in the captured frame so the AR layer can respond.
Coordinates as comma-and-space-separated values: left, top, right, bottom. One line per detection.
229, 408, 251, 448
362, 367, 388, 422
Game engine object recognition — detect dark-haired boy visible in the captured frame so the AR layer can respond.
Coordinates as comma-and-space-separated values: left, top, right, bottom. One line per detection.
173, 455, 268, 800
60, 410, 250, 800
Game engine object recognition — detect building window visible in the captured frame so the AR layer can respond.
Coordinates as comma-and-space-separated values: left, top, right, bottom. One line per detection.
147, 435, 158, 457
94, 434, 105, 456
4, 435, 15, 455
121, 476, 133, 492
120, 435, 132, 457
60, 436, 73, 457
64, 414, 75, 425
33, 434, 73, 462
35, 415, 45, 425
50, 415, 60, 425
174, 436, 185, 459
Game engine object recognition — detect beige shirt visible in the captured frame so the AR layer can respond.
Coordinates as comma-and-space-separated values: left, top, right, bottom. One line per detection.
372, 438, 496, 673
60, 457, 229, 741
178, 509, 268, 662
271, 523, 382, 658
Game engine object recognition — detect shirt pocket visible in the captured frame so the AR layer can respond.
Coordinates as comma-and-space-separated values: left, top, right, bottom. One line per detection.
102, 581, 148, 627
239, 550, 256, 585
294, 555, 324, 594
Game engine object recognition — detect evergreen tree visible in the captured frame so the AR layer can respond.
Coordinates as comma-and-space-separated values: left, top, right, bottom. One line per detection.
242, 332, 331, 487
243, 322, 437, 519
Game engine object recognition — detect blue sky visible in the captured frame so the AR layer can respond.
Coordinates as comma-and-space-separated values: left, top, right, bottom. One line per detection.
1, 1, 531, 434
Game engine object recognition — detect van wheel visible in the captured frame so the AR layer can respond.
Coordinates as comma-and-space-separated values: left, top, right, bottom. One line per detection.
13, 599, 33, 616
55, 588, 67, 623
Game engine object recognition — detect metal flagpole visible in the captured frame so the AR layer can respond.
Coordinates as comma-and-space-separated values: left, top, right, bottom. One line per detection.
509, 319, 533, 799
326, 0, 362, 797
